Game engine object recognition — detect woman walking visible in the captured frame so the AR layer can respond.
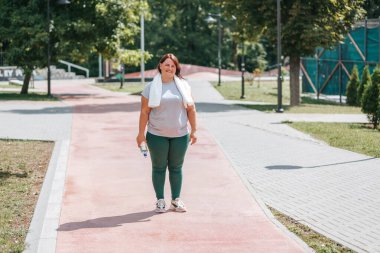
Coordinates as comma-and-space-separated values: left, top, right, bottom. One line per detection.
136, 53, 197, 213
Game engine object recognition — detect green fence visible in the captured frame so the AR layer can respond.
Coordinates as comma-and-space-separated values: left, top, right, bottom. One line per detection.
301, 19, 380, 97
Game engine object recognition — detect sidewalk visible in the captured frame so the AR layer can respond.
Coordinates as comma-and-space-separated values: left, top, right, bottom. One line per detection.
3, 77, 376, 252
11, 80, 310, 252
188, 77, 380, 253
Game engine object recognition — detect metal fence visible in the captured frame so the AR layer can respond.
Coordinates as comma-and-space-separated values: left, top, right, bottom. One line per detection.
301, 18, 380, 97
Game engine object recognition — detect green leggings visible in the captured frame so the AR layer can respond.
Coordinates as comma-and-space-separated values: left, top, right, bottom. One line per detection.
146, 132, 189, 200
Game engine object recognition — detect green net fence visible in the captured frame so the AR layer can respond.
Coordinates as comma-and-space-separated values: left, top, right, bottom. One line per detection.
301, 19, 380, 96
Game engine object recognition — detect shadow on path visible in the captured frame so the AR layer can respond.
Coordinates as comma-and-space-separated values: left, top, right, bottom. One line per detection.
1, 102, 141, 114
266, 157, 377, 170
195, 102, 248, 113
57, 211, 158, 231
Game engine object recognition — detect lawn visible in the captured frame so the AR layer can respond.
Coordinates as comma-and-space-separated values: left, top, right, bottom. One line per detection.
0, 92, 59, 101
0, 139, 54, 252
268, 206, 356, 253
93, 82, 145, 95
214, 80, 362, 114
287, 122, 380, 158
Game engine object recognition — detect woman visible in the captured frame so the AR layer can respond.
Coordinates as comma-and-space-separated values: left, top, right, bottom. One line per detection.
136, 53, 197, 213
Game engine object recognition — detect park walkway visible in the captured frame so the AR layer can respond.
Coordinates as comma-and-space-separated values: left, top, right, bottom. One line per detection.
3, 76, 377, 252
187, 75, 380, 253
48, 82, 310, 252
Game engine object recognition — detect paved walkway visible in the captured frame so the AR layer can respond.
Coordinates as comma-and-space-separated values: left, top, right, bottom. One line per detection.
2, 77, 378, 252
0, 80, 311, 252
188, 77, 380, 253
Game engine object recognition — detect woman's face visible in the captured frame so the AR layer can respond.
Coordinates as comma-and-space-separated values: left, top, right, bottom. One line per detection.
160, 58, 176, 79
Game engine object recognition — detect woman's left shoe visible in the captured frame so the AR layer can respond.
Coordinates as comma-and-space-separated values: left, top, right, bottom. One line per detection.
169, 198, 187, 212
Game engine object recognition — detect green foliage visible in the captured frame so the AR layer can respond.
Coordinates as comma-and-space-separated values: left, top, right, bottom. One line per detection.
357, 65, 371, 106
137, 0, 236, 71
363, 0, 380, 18
0, 0, 145, 93
118, 49, 152, 67
346, 65, 360, 106
220, 0, 365, 106
221, 0, 365, 58
362, 67, 380, 128
238, 42, 267, 72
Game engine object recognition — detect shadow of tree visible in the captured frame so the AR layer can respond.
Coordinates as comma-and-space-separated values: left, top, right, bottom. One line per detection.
265, 157, 377, 170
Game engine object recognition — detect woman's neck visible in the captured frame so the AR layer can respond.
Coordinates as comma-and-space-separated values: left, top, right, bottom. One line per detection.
161, 75, 174, 83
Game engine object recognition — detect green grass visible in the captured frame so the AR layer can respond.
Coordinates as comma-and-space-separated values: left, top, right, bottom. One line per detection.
0, 139, 54, 252
268, 206, 356, 253
0, 92, 59, 101
93, 82, 144, 95
214, 80, 362, 114
214, 80, 291, 104
288, 122, 380, 157
0, 84, 22, 89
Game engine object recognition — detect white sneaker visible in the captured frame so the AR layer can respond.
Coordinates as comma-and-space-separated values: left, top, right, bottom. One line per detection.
170, 198, 187, 212
155, 199, 166, 213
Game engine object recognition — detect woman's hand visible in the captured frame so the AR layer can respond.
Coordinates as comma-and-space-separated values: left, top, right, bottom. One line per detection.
136, 133, 146, 147
190, 131, 197, 145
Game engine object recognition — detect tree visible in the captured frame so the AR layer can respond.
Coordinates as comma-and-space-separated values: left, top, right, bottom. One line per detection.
237, 42, 267, 73
0, 0, 146, 94
362, 67, 380, 128
346, 65, 360, 106
221, 0, 365, 106
133, 0, 238, 72
363, 0, 380, 18
358, 65, 371, 106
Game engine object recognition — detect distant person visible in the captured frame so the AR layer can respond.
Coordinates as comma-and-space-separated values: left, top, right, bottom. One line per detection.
136, 53, 197, 213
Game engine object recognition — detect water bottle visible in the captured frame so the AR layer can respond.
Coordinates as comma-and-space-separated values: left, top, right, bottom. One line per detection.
139, 142, 148, 158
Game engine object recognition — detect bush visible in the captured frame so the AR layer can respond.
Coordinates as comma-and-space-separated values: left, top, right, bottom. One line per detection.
346, 65, 360, 106
358, 65, 371, 106
362, 67, 380, 129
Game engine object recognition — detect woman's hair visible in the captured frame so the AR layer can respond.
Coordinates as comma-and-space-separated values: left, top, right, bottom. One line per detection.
157, 53, 183, 78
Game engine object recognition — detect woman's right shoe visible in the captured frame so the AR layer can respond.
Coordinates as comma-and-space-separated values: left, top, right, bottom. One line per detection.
155, 199, 166, 213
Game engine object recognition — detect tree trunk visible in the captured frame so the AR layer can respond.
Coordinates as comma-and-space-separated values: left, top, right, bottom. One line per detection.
289, 55, 301, 106
20, 69, 32, 95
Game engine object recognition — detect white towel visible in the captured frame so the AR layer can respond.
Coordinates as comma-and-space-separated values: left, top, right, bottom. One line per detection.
148, 74, 194, 108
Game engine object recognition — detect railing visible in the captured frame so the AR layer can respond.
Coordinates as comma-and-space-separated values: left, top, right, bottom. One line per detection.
58, 60, 89, 78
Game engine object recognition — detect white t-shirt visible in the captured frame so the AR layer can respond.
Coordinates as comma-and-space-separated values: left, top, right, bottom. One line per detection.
142, 81, 189, 137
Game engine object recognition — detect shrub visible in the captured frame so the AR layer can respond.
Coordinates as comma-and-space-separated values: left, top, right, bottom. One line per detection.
346, 65, 360, 106
362, 67, 380, 129
357, 65, 371, 106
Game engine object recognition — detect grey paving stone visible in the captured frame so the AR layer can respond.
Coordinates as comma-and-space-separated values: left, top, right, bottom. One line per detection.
190, 79, 380, 253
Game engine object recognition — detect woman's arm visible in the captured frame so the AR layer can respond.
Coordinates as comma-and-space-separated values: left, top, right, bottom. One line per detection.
187, 104, 197, 145
136, 96, 151, 146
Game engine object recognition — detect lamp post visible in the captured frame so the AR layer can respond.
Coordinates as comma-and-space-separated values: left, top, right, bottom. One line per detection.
206, 13, 222, 86
47, 0, 70, 97
140, 10, 145, 85
276, 0, 284, 112
240, 42, 245, 99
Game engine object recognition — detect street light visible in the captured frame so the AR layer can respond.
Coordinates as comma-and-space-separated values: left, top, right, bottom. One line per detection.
140, 10, 145, 85
206, 13, 222, 86
47, 0, 70, 97
276, 0, 284, 112
240, 42, 245, 99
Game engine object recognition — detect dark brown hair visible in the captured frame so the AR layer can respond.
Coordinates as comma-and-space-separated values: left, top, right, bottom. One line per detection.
157, 53, 183, 78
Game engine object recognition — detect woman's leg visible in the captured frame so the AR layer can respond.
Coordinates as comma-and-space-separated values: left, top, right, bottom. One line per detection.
167, 134, 190, 200
146, 132, 169, 199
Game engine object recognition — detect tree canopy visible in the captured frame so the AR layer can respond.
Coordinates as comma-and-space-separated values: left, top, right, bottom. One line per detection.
0, 0, 146, 94
221, 0, 365, 105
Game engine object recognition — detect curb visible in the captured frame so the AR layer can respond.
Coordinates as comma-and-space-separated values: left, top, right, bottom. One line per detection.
24, 139, 70, 253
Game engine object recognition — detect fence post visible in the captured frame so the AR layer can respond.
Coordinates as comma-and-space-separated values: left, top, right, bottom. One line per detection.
316, 48, 320, 99
339, 43, 342, 104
